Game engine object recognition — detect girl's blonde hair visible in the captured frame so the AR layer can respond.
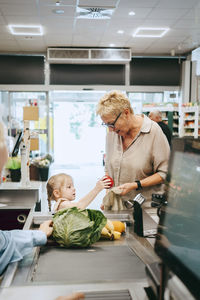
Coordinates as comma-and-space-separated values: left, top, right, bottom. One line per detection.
46, 173, 72, 211
96, 90, 133, 117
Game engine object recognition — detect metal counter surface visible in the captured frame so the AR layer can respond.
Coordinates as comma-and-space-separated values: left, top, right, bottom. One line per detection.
0, 181, 42, 210
0, 210, 159, 300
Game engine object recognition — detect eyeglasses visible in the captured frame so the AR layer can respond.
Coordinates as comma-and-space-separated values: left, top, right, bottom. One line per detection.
102, 112, 122, 128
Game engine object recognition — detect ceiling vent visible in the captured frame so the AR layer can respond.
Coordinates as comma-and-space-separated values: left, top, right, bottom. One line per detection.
47, 48, 131, 64
76, 6, 115, 19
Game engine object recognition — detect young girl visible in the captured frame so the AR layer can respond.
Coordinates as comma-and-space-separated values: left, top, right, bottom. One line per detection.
46, 173, 111, 212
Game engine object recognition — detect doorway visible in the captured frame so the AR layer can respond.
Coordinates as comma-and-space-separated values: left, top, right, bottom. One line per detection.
50, 91, 107, 209
51, 91, 106, 167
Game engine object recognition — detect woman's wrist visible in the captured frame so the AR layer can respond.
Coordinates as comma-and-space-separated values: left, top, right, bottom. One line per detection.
132, 182, 138, 190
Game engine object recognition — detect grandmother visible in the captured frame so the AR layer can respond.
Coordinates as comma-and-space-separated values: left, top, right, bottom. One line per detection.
96, 91, 170, 210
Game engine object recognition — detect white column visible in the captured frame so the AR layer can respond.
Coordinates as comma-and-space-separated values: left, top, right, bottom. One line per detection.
181, 60, 191, 103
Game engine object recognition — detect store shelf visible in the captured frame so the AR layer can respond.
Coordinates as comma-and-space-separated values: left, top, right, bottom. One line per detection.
179, 106, 199, 139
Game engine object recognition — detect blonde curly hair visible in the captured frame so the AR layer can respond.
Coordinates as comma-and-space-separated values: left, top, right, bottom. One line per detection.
96, 90, 133, 117
46, 173, 72, 211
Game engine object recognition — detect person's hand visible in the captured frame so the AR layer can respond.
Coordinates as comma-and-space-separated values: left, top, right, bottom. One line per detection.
95, 177, 111, 191
39, 220, 53, 238
100, 203, 104, 210
55, 292, 85, 300
117, 182, 136, 195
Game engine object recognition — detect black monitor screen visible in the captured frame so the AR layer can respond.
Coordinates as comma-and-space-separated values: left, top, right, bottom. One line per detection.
155, 138, 200, 299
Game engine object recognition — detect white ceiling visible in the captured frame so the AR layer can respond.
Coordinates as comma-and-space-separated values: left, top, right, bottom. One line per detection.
0, 0, 200, 55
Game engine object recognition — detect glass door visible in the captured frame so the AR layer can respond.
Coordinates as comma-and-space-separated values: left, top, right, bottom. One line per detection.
50, 91, 106, 167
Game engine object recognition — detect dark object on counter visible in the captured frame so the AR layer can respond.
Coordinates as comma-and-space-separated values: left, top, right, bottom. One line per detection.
132, 193, 157, 237
10, 168, 21, 182
29, 164, 40, 180
38, 167, 49, 181
0, 208, 30, 230
133, 193, 145, 237
151, 194, 167, 218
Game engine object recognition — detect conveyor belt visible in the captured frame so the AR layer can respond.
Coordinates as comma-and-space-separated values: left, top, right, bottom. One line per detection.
31, 244, 146, 283
83, 289, 132, 299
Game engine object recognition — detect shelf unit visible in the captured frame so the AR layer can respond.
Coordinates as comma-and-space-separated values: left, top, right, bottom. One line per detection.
142, 106, 179, 136
179, 106, 199, 139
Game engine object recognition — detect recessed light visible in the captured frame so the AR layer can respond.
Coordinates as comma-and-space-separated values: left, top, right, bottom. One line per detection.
133, 27, 169, 38
8, 25, 43, 36
52, 8, 65, 14
109, 43, 115, 47
129, 11, 135, 16
117, 30, 124, 34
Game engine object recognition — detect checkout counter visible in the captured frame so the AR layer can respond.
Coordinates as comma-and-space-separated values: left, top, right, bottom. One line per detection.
0, 186, 159, 300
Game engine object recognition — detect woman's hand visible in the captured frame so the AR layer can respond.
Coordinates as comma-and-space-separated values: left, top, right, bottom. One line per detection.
55, 292, 85, 300
39, 220, 53, 238
117, 182, 136, 195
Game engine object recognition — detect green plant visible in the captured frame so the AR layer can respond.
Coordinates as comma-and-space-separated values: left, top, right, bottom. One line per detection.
32, 154, 53, 169
5, 157, 21, 170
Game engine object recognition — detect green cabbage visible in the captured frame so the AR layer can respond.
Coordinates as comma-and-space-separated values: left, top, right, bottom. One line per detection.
52, 207, 107, 248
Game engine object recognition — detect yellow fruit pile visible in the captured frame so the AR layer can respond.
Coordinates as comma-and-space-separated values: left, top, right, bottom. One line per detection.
101, 220, 126, 240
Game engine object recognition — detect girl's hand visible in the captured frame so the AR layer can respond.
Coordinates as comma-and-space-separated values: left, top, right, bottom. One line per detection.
117, 183, 136, 195
95, 177, 112, 191
100, 203, 105, 210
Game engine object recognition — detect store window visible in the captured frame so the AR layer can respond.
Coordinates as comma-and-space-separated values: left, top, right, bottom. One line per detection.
128, 92, 163, 114
0, 91, 9, 127
49, 91, 107, 166
9, 92, 48, 155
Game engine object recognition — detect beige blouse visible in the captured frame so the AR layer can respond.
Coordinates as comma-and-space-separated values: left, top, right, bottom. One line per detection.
104, 114, 170, 210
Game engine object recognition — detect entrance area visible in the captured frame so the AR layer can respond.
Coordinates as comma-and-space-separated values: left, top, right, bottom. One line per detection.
52, 91, 106, 167
50, 91, 107, 209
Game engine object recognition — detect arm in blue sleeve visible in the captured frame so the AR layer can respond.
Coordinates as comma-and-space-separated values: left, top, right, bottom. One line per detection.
0, 230, 47, 275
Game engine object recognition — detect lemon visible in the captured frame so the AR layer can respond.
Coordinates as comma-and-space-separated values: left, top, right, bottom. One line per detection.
111, 221, 126, 233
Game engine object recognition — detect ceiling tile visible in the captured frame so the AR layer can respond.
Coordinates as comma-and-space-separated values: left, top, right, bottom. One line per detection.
0, 4, 37, 16
39, 5, 76, 17
0, 40, 22, 51
141, 19, 176, 27
156, 0, 199, 9
4, 15, 40, 24
113, 7, 153, 18
173, 18, 200, 29
44, 34, 73, 44
0, 15, 5, 24
117, 0, 158, 8
74, 19, 109, 34
39, 0, 76, 6
0, 0, 35, 3
147, 8, 189, 19
78, 0, 118, 7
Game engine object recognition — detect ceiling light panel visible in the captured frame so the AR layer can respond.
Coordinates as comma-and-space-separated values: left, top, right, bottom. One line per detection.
8, 25, 43, 36
133, 27, 169, 38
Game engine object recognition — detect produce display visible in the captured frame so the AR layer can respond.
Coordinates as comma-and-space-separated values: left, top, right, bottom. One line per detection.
52, 207, 107, 248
